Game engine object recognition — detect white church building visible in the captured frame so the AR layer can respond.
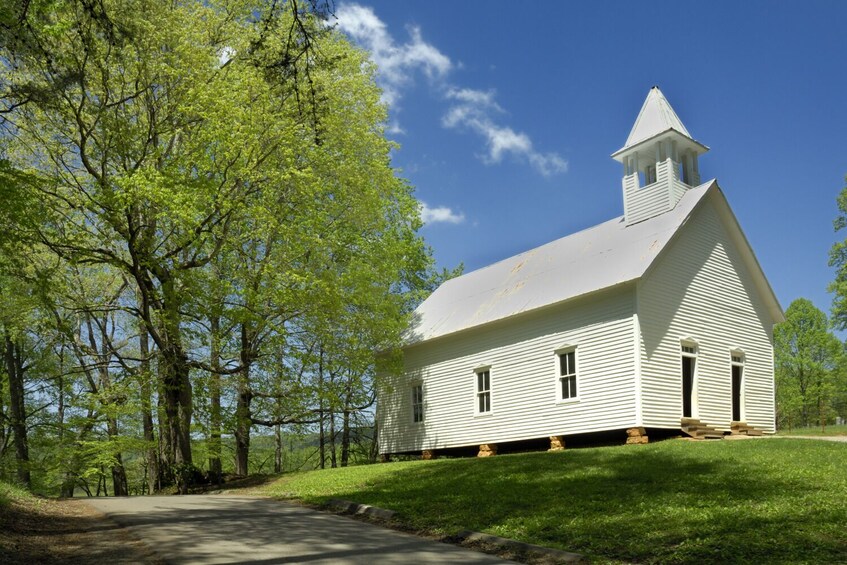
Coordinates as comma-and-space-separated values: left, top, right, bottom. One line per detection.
378, 87, 784, 457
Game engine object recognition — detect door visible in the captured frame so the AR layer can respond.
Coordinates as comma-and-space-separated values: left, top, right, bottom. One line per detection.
731, 365, 742, 422
682, 356, 695, 418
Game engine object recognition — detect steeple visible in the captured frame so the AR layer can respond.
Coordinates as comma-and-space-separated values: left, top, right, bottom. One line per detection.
612, 87, 709, 226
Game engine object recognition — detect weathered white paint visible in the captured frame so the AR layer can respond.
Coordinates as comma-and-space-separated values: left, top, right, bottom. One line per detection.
379, 287, 638, 454
638, 190, 778, 432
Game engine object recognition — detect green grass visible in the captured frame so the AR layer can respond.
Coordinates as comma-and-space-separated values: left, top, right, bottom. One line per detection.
261, 440, 847, 563
0, 480, 35, 509
777, 423, 847, 436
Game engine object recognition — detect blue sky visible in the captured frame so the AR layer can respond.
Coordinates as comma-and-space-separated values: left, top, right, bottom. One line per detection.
334, 1, 847, 320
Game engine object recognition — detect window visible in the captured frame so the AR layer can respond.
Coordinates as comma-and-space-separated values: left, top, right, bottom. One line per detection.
558, 350, 577, 400
476, 369, 491, 413
412, 384, 423, 423
645, 164, 657, 185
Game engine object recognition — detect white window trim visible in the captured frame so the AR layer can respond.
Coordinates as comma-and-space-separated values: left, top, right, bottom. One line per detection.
411, 382, 424, 424
729, 347, 745, 365
473, 365, 493, 417
554, 345, 580, 404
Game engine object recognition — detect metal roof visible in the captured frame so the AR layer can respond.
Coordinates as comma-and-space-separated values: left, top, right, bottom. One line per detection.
624, 86, 691, 148
406, 182, 714, 345
611, 86, 708, 161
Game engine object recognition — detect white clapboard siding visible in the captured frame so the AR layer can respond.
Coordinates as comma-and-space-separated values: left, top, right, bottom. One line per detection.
378, 287, 637, 454
624, 159, 693, 226
623, 171, 669, 225
638, 193, 775, 432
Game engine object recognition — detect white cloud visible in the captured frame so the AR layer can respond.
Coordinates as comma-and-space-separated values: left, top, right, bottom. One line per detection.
336, 4, 567, 177
385, 120, 405, 135
420, 202, 465, 225
442, 88, 568, 176
336, 4, 451, 107
445, 87, 500, 108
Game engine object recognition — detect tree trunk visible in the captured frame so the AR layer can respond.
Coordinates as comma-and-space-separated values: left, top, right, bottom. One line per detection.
234, 324, 252, 477
57, 356, 75, 496
274, 423, 283, 473
329, 409, 337, 468
0, 368, 6, 461
341, 408, 351, 468
369, 421, 379, 464
89, 314, 128, 497
318, 350, 325, 470
208, 314, 222, 484
340, 377, 353, 467
161, 354, 193, 492
4, 331, 30, 488
60, 475, 76, 498
318, 406, 326, 470
139, 328, 159, 493
106, 416, 129, 496
154, 277, 194, 493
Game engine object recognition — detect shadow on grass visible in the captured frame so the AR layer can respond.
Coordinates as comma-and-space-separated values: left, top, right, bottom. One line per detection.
302, 440, 847, 563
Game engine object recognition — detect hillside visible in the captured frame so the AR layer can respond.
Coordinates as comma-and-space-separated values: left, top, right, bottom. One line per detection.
0, 480, 155, 564
261, 438, 847, 563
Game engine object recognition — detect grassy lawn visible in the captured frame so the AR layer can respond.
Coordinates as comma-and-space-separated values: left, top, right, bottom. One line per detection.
261, 439, 847, 563
777, 424, 847, 436
0, 480, 35, 509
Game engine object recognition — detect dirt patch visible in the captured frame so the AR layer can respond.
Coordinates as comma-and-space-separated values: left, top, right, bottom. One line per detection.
0, 496, 161, 564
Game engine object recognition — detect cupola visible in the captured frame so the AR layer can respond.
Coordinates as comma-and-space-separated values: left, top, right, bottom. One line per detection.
612, 87, 708, 225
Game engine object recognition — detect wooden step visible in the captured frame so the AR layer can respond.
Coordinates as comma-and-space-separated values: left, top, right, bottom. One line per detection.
730, 421, 764, 436
681, 418, 724, 440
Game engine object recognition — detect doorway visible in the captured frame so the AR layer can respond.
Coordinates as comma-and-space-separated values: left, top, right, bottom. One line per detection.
682, 356, 695, 418
731, 364, 742, 422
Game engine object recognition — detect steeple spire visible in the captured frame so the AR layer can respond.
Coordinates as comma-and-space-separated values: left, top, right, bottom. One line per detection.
612, 87, 709, 226
623, 86, 692, 149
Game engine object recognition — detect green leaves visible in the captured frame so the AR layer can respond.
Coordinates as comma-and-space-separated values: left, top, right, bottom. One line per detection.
774, 298, 843, 430
830, 176, 847, 329
0, 0, 438, 487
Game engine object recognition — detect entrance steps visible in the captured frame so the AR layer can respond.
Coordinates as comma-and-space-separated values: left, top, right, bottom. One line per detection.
730, 421, 764, 436
680, 418, 724, 440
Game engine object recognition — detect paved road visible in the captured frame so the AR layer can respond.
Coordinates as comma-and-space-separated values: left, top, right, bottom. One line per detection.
84, 495, 512, 564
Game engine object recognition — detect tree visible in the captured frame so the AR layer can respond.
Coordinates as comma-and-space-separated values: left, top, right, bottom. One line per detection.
827, 175, 847, 426
830, 176, 847, 330
1, 0, 432, 490
774, 298, 842, 431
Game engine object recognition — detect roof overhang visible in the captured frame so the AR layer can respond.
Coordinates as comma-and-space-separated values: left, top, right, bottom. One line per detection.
611, 128, 710, 163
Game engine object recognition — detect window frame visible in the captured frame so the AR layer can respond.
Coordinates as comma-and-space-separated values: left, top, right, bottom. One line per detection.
554, 345, 580, 404
474, 366, 493, 416
411, 383, 424, 424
